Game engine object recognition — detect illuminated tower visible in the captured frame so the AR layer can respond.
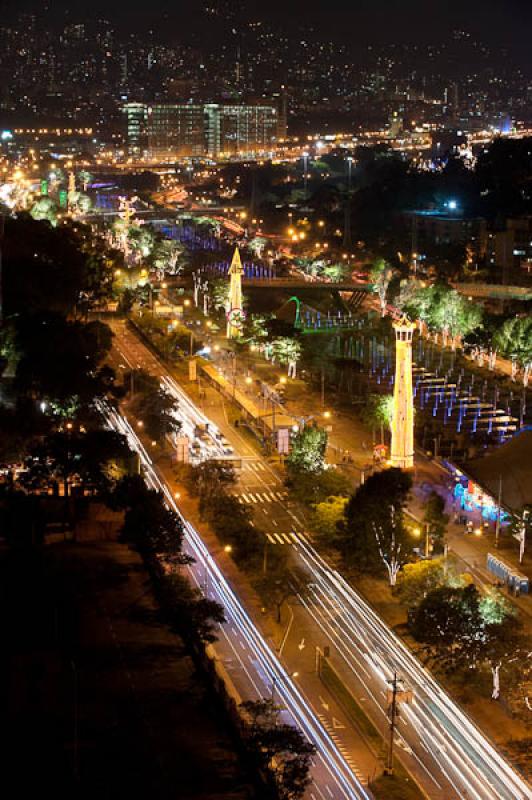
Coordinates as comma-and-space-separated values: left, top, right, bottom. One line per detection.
67, 171, 76, 209
226, 247, 245, 339
390, 315, 415, 470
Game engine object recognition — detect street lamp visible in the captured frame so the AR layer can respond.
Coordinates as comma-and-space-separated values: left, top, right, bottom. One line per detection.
413, 524, 430, 557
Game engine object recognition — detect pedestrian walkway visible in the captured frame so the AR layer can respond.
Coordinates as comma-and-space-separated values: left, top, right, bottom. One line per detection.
241, 461, 269, 473
232, 490, 288, 504
265, 531, 311, 546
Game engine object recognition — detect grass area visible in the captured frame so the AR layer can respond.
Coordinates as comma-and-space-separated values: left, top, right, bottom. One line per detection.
0, 540, 252, 800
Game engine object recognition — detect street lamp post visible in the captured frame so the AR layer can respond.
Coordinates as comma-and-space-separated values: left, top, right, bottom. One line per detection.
302, 152, 309, 199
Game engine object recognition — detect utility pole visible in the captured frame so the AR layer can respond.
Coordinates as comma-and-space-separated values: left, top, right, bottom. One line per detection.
386, 672, 401, 774
495, 474, 502, 548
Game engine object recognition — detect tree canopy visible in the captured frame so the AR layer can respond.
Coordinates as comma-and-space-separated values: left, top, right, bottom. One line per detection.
336, 468, 413, 575
286, 425, 328, 476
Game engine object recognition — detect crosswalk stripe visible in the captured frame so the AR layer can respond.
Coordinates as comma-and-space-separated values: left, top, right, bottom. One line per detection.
263, 531, 309, 545
232, 491, 289, 505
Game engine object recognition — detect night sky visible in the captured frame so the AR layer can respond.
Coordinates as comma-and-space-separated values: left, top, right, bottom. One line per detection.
6, 0, 532, 57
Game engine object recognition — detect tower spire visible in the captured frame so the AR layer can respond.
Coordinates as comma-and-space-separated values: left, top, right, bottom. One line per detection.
226, 247, 245, 338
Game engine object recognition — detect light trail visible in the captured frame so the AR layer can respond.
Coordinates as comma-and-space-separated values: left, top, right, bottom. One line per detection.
295, 541, 531, 800
108, 328, 531, 799
100, 403, 372, 800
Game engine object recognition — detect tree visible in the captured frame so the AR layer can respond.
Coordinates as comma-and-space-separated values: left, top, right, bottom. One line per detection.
286, 425, 328, 475
241, 699, 316, 800
411, 584, 486, 669
271, 337, 302, 369
124, 367, 159, 396
310, 496, 348, 538
30, 197, 58, 226
337, 468, 412, 574
399, 281, 435, 324
400, 283, 483, 340
243, 313, 270, 345
480, 618, 522, 701
130, 387, 180, 443
208, 278, 231, 311
493, 315, 532, 369
150, 238, 185, 275
361, 393, 394, 444
287, 467, 351, 507
161, 574, 226, 643
370, 258, 395, 316
128, 224, 155, 259
395, 558, 451, 609
429, 287, 483, 339
373, 504, 410, 586
254, 561, 307, 623
504, 650, 532, 720
185, 459, 236, 502
14, 313, 117, 415
423, 491, 449, 553
3, 215, 92, 316
112, 477, 224, 643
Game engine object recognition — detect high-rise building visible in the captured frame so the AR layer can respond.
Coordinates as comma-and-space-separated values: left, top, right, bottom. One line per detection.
148, 104, 206, 158
123, 102, 147, 156
123, 101, 278, 159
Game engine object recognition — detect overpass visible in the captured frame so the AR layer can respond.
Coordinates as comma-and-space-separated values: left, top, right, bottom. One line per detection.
453, 282, 532, 302
239, 277, 374, 291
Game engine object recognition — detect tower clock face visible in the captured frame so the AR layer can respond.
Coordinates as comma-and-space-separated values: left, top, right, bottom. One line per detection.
226, 307, 246, 329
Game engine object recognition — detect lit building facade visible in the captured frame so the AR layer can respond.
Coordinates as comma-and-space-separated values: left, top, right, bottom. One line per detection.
123, 102, 277, 160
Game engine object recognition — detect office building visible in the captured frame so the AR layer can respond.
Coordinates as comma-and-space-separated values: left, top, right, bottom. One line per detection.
123, 101, 278, 160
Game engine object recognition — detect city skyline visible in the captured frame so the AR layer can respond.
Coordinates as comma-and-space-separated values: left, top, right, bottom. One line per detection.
5, 0, 532, 54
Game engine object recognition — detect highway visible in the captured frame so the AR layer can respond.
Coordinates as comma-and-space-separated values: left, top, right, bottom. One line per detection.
107, 320, 531, 800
